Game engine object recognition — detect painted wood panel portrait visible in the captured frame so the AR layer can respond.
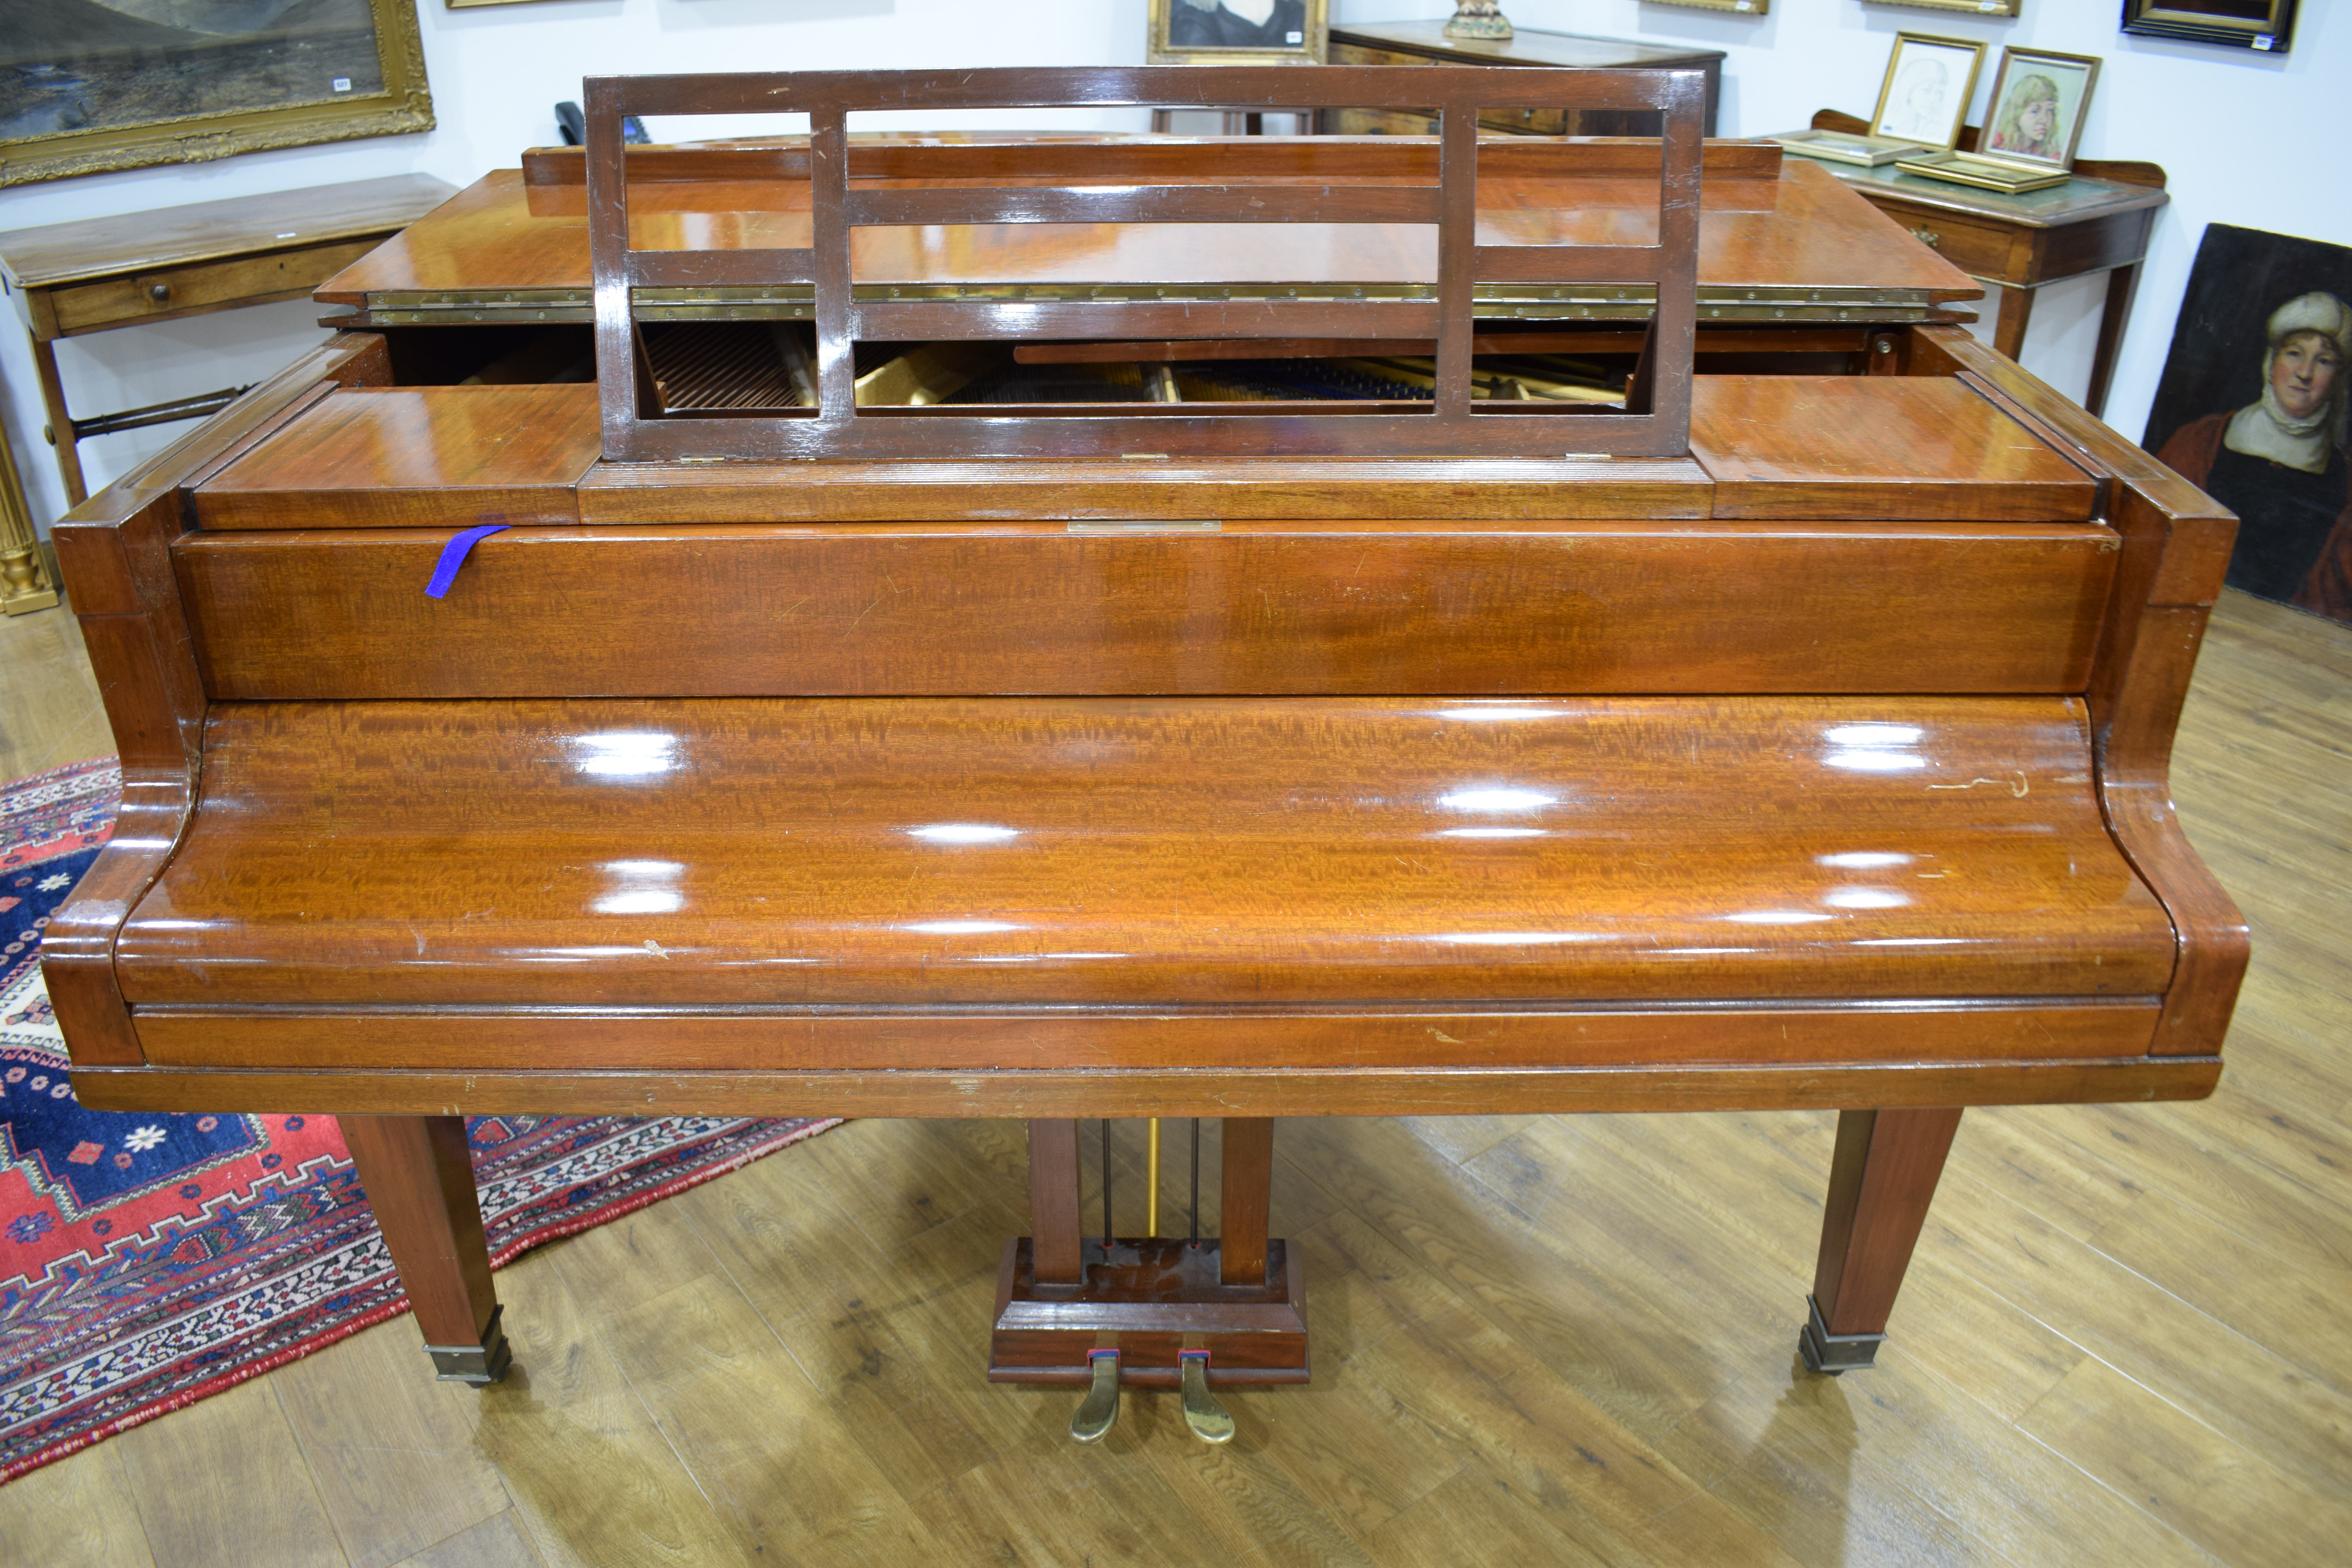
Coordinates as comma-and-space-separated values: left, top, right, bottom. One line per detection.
2145, 225, 2352, 624
0, 0, 432, 186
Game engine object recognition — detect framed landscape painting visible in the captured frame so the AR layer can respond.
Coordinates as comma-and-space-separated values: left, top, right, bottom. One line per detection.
0, 0, 434, 187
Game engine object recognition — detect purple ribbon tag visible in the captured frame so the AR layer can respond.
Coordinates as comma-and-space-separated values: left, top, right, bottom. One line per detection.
424, 524, 512, 598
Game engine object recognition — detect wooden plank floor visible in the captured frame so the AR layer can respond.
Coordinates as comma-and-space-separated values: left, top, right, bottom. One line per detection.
2, 588, 2345, 1566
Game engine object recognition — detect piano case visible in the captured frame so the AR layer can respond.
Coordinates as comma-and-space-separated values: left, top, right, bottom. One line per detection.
46, 67, 2243, 1414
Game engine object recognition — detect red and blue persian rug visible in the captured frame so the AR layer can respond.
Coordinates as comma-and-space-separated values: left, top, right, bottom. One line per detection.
0, 757, 835, 1482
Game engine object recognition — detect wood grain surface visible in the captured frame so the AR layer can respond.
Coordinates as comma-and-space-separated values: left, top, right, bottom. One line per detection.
1690, 376, 2097, 521
172, 520, 2119, 700
112, 695, 2172, 1011
316, 154, 1972, 303
194, 387, 603, 529
0, 174, 456, 292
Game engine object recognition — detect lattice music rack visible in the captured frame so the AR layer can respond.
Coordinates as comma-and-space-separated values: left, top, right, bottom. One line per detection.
584, 66, 1704, 462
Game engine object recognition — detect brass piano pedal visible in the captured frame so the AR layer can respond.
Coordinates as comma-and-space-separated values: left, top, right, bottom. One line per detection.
1070, 1349, 1121, 1444
1178, 1350, 1235, 1445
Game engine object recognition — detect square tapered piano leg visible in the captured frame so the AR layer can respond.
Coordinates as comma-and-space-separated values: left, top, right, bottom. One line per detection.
1800, 1107, 1964, 1375
342, 1113, 512, 1385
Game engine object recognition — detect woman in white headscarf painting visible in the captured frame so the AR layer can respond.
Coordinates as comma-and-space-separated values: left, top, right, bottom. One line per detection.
1169, 0, 1310, 50
2158, 291, 2352, 617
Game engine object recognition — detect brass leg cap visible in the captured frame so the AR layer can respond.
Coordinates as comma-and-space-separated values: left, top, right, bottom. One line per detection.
1070, 1350, 1120, 1444
1179, 1350, 1235, 1445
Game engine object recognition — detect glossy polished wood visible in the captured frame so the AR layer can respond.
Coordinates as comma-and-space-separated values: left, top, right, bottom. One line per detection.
171, 519, 2120, 699
65, 1056, 2223, 1121
1812, 1106, 1965, 1336
194, 386, 602, 529
1908, 327, 2249, 1057
318, 154, 1973, 306
127, 1004, 2163, 1074
37, 112, 2250, 1416
187, 370, 2098, 530
115, 695, 2172, 1011
1690, 376, 2097, 521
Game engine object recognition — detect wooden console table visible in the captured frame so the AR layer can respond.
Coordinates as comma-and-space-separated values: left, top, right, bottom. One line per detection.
0, 174, 455, 508
1326, 21, 1722, 138
1808, 109, 2166, 418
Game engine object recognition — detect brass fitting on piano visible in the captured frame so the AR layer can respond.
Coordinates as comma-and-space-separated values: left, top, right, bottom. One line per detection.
1178, 1350, 1235, 1445
1070, 1349, 1122, 1444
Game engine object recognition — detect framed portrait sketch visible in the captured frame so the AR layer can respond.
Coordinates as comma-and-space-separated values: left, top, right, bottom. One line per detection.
1868, 34, 1986, 152
1981, 49, 2097, 169
2122, 0, 2297, 53
1148, 0, 1329, 67
2144, 225, 2352, 623
0, 0, 434, 187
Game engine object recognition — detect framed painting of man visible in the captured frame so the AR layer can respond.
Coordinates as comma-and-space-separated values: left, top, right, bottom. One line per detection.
1148, 0, 1329, 68
2145, 225, 2352, 624
0, 0, 433, 187
2122, 0, 2296, 54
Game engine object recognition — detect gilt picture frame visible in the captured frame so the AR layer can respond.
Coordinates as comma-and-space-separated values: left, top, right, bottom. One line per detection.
1647, 0, 1770, 13
1862, 0, 2024, 18
0, 0, 434, 188
1147, 0, 1330, 68
1978, 47, 2099, 173
1867, 33, 1986, 154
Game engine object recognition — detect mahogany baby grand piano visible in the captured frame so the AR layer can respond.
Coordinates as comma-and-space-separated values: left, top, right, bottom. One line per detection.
47, 67, 2244, 1442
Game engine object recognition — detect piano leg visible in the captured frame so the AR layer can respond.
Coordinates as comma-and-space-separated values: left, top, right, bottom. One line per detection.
343, 1114, 512, 1385
1801, 1107, 1964, 1375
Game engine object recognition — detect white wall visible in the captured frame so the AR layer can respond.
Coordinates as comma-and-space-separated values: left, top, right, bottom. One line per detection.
4, 0, 2347, 529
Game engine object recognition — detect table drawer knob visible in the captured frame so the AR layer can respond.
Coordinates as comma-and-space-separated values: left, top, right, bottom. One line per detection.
148, 283, 172, 303
1910, 227, 1942, 250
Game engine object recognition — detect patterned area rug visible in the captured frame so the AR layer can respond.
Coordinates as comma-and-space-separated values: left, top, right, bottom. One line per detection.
0, 757, 836, 1482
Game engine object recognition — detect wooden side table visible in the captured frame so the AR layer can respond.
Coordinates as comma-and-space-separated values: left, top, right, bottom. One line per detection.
1325, 21, 1723, 138
0, 174, 455, 508
1806, 109, 2166, 418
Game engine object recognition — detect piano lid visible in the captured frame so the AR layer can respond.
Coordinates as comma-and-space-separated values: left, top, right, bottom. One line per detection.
321, 141, 1978, 329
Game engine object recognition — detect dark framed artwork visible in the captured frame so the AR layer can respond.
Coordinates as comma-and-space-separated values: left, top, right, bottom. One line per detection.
1148, 0, 1329, 67
2121, 0, 2297, 53
0, 0, 434, 187
2145, 225, 2352, 623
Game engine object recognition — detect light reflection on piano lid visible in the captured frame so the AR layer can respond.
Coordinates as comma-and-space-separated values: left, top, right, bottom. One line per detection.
1820, 722, 1927, 774
1433, 826, 1547, 839
902, 920, 1024, 935
1429, 706, 1566, 722
1436, 787, 1557, 812
594, 858, 686, 915
1420, 931, 1605, 946
570, 731, 678, 777
1823, 887, 1911, 910
907, 824, 1022, 844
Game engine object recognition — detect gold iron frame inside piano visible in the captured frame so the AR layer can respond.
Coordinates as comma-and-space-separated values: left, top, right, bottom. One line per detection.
583, 66, 1706, 461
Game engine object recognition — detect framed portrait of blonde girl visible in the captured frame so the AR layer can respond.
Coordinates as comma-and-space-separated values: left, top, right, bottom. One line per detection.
1980, 47, 2101, 172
